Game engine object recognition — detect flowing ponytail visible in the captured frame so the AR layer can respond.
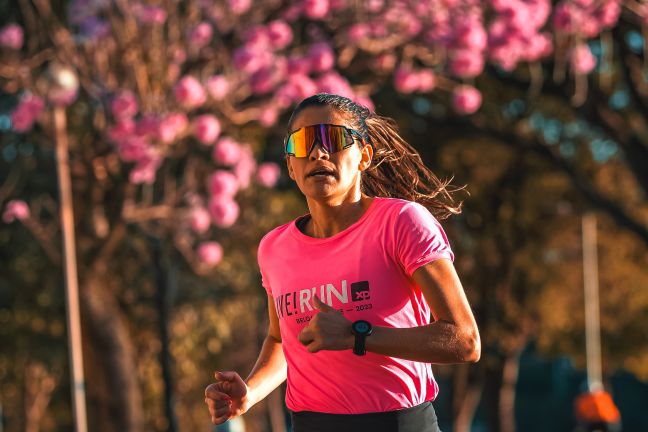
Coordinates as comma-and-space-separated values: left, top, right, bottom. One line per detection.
288, 93, 464, 219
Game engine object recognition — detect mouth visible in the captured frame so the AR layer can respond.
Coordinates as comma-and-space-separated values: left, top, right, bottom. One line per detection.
306, 167, 337, 179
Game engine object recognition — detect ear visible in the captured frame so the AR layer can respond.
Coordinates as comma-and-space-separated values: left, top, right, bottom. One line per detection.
285, 156, 296, 180
358, 143, 373, 172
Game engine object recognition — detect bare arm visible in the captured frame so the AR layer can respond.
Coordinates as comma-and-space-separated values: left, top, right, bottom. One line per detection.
298, 259, 480, 364
205, 294, 287, 424
366, 259, 480, 363
244, 294, 288, 406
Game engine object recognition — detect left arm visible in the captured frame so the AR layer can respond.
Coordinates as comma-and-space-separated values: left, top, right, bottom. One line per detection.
298, 258, 480, 364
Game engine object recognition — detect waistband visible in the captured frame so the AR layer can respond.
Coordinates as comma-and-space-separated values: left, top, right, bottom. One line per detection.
291, 400, 434, 419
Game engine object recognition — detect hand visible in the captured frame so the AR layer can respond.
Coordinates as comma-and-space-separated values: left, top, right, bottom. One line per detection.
204, 371, 250, 425
297, 295, 354, 353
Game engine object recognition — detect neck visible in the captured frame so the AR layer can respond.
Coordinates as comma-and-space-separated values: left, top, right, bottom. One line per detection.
303, 190, 373, 238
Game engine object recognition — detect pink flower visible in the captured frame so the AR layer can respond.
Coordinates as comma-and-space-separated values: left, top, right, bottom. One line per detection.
229, 0, 252, 14
274, 83, 299, 108
212, 137, 242, 165
267, 20, 293, 49
452, 85, 482, 115
417, 70, 436, 92
136, 115, 160, 139
188, 22, 213, 48
288, 74, 318, 99
366, 0, 384, 13
452, 20, 487, 51
193, 115, 221, 144
245, 26, 270, 50
308, 42, 335, 72
524, 33, 553, 62
233, 145, 257, 189
233, 46, 273, 74
197, 241, 223, 266
107, 120, 135, 143
208, 170, 239, 197
489, 44, 521, 72
250, 67, 278, 95
597, 0, 621, 28
136, 6, 167, 24
2, 200, 30, 223
373, 52, 397, 72
174, 76, 206, 109
129, 154, 162, 184
171, 47, 187, 64
256, 162, 281, 187
304, 0, 330, 19
571, 43, 596, 74
368, 20, 388, 37
348, 24, 369, 43
393, 67, 420, 94
117, 135, 151, 162
258, 106, 278, 127
110, 91, 138, 119
317, 72, 353, 98
403, 17, 422, 37
287, 56, 312, 75
449, 49, 485, 78
206, 75, 230, 100
208, 196, 240, 228
11, 94, 44, 132
553, 3, 575, 32
159, 113, 188, 144
0, 24, 24, 50
190, 207, 211, 233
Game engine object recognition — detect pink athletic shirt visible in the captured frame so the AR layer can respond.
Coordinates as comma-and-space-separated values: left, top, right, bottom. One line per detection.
257, 197, 454, 414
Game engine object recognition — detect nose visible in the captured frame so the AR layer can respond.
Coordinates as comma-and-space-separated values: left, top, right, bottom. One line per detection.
308, 143, 330, 160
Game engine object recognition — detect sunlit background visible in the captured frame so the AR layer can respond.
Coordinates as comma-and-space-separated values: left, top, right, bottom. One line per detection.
1, 0, 647, 431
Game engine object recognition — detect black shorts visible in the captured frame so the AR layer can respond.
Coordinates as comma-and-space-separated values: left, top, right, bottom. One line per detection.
290, 401, 441, 432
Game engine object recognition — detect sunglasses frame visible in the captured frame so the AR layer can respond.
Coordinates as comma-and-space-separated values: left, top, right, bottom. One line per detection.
284, 123, 367, 158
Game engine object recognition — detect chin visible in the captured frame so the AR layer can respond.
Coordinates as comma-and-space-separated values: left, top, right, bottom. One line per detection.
303, 185, 338, 199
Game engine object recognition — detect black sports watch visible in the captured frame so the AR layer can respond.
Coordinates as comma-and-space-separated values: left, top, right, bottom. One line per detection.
351, 320, 373, 356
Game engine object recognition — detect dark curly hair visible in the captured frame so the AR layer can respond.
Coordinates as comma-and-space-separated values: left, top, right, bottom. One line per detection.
287, 93, 464, 219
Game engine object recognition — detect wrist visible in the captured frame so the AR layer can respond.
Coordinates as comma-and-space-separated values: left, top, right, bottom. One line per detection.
241, 382, 255, 410
351, 320, 373, 355
345, 329, 355, 350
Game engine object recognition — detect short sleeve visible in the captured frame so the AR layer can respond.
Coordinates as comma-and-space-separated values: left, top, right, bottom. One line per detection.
394, 202, 454, 276
257, 234, 273, 296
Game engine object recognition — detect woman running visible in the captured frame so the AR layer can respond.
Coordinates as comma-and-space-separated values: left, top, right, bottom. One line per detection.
205, 93, 480, 432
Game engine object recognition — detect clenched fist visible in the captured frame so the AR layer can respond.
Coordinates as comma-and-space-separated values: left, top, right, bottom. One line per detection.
204, 371, 250, 424
297, 296, 354, 353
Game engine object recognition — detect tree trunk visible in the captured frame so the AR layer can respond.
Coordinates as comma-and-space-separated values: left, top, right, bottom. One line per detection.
453, 363, 484, 432
151, 238, 178, 432
454, 384, 483, 432
81, 270, 143, 432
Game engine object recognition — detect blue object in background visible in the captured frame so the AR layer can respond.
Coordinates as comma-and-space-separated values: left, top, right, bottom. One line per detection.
432, 343, 648, 431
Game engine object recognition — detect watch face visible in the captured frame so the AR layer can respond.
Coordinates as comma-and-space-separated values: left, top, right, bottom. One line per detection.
353, 320, 370, 334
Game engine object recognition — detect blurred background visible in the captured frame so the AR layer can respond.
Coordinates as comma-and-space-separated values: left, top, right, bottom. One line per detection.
1, 0, 647, 431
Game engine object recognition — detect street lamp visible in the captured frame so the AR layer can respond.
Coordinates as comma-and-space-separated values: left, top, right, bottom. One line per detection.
47, 62, 88, 432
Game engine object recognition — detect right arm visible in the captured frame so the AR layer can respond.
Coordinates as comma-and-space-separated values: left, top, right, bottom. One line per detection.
244, 293, 287, 407
205, 294, 287, 424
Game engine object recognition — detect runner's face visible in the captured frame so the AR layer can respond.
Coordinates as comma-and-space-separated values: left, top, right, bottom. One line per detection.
285, 106, 372, 201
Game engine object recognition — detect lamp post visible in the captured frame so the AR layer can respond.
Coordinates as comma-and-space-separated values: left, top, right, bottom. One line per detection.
582, 213, 602, 392
47, 63, 88, 432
